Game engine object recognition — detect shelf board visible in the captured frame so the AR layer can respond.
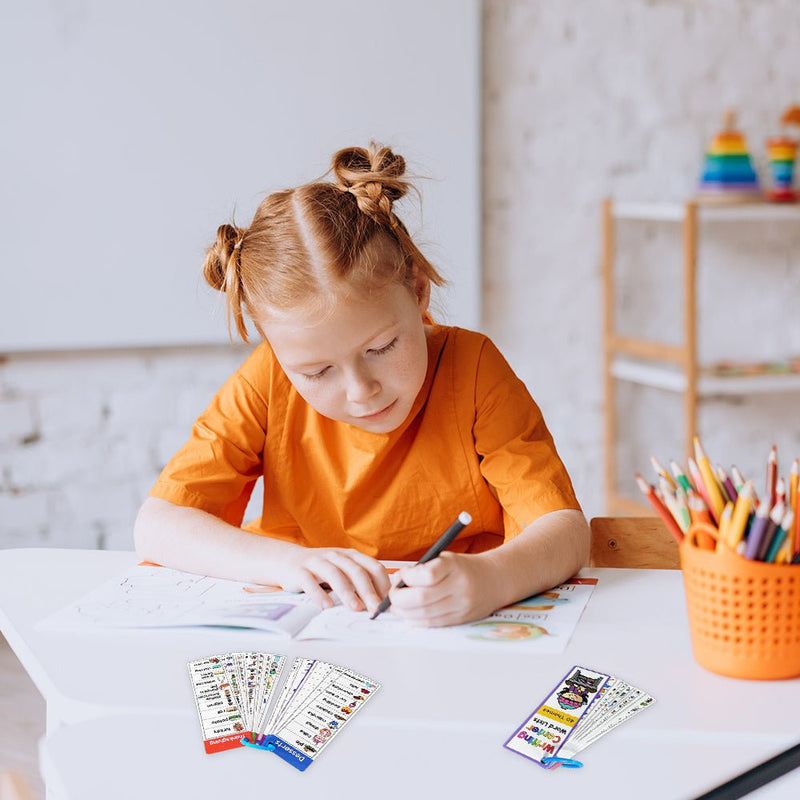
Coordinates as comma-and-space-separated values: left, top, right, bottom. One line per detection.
610, 357, 800, 395
612, 200, 800, 223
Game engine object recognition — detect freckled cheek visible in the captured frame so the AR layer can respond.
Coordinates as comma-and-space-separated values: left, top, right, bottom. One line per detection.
293, 383, 342, 417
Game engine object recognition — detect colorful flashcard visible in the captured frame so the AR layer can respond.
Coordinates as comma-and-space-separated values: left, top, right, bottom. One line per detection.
558, 677, 655, 760
504, 666, 610, 768
251, 658, 381, 771
189, 653, 379, 770
504, 667, 655, 769
188, 655, 248, 753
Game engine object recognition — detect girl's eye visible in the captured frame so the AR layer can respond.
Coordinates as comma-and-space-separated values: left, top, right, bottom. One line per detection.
370, 338, 397, 356
303, 366, 331, 381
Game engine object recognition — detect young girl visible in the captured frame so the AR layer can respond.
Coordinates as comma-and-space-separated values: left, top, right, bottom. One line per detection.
134, 144, 589, 627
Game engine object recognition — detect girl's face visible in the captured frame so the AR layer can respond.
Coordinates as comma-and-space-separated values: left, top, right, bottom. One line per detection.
259, 275, 430, 434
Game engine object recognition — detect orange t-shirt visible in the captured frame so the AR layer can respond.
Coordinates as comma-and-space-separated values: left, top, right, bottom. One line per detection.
149, 325, 580, 561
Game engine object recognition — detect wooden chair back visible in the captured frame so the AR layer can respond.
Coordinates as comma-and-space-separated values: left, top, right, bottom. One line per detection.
589, 517, 681, 569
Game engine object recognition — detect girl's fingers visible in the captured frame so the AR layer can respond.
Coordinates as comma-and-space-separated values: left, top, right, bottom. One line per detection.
345, 551, 392, 597
308, 560, 364, 611
398, 554, 452, 588
295, 569, 335, 608
326, 562, 381, 612
389, 583, 456, 620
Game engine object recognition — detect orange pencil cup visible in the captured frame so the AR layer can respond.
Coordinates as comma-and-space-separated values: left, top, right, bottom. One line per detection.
680, 523, 800, 680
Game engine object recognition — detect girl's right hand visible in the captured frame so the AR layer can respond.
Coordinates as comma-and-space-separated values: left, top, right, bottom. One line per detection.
279, 547, 391, 614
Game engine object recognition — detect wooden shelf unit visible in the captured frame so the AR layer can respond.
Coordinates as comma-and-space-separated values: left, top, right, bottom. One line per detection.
601, 197, 800, 514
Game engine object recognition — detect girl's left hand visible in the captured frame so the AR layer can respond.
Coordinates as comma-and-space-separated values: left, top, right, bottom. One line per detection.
387, 552, 503, 627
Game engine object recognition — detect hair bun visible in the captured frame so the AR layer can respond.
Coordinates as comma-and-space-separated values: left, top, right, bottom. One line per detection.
331, 144, 408, 224
203, 223, 245, 292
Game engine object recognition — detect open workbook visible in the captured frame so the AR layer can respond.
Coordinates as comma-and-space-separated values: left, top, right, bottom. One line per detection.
39, 563, 596, 652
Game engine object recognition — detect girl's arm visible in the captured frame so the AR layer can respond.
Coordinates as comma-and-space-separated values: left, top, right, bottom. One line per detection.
388, 508, 590, 627
134, 497, 390, 613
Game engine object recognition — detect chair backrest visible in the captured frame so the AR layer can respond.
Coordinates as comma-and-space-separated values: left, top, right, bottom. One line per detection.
589, 517, 681, 569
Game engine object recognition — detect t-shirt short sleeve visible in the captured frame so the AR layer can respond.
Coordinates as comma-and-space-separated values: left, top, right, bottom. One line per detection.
471, 337, 580, 536
149, 357, 268, 527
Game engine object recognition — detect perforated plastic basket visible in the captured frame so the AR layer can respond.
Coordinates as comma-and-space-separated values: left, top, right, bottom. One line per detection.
680, 523, 800, 680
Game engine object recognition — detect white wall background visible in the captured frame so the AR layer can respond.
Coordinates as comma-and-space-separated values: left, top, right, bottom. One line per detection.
4, 0, 800, 549
0, 0, 480, 350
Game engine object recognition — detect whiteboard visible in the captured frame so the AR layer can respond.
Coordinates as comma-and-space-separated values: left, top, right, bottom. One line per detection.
0, 0, 480, 351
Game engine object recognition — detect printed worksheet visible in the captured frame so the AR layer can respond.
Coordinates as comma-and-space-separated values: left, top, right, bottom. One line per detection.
38, 564, 320, 634
39, 564, 596, 652
297, 577, 598, 653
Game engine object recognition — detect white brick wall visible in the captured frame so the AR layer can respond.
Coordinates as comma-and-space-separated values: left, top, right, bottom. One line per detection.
483, 0, 800, 516
0, 347, 252, 549
3, 0, 800, 548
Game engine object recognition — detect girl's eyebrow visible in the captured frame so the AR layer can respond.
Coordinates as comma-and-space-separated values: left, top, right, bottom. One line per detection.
287, 323, 399, 370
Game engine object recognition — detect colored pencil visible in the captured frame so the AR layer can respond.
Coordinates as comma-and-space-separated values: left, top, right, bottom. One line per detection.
743, 499, 771, 561
688, 456, 718, 526
687, 490, 716, 550
766, 444, 778, 507
635, 474, 684, 544
730, 465, 747, 493
669, 460, 693, 492
716, 465, 738, 504
726, 482, 754, 549
651, 456, 676, 490
756, 500, 785, 562
674, 486, 691, 533
766, 510, 793, 563
694, 437, 726, 524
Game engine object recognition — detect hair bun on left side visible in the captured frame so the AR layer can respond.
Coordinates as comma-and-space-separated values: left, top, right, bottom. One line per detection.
203, 223, 244, 292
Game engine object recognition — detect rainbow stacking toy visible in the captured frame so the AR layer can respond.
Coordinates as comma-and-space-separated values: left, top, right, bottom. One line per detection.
766, 105, 800, 203
697, 110, 761, 203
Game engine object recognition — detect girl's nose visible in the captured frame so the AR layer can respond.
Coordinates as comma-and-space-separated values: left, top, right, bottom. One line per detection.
345, 365, 380, 404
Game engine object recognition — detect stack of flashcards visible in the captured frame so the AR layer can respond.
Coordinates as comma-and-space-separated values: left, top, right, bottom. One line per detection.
188, 653, 380, 771
504, 666, 655, 769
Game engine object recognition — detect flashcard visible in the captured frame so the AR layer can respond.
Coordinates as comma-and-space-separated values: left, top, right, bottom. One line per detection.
253, 658, 381, 771
189, 653, 378, 769
504, 669, 655, 769
188, 656, 248, 753
504, 666, 610, 768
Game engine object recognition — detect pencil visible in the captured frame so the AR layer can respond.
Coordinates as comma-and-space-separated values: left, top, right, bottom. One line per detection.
674, 486, 691, 533
669, 460, 693, 492
715, 465, 738, 504
717, 501, 734, 549
725, 482, 754, 549
790, 459, 800, 559
636, 474, 684, 544
694, 437, 725, 524
756, 500, 785, 562
765, 510, 794, 563
766, 444, 778, 507
651, 455, 676, 490
775, 476, 787, 509
730, 465, 747, 493
370, 511, 472, 620
743, 499, 771, 561
688, 457, 718, 525
687, 490, 715, 550
690, 741, 800, 800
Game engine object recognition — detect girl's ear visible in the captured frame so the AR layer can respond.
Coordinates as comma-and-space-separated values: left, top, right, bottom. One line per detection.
411, 262, 431, 314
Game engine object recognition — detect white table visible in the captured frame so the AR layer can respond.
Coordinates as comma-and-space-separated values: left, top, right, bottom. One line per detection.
1, 548, 799, 799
